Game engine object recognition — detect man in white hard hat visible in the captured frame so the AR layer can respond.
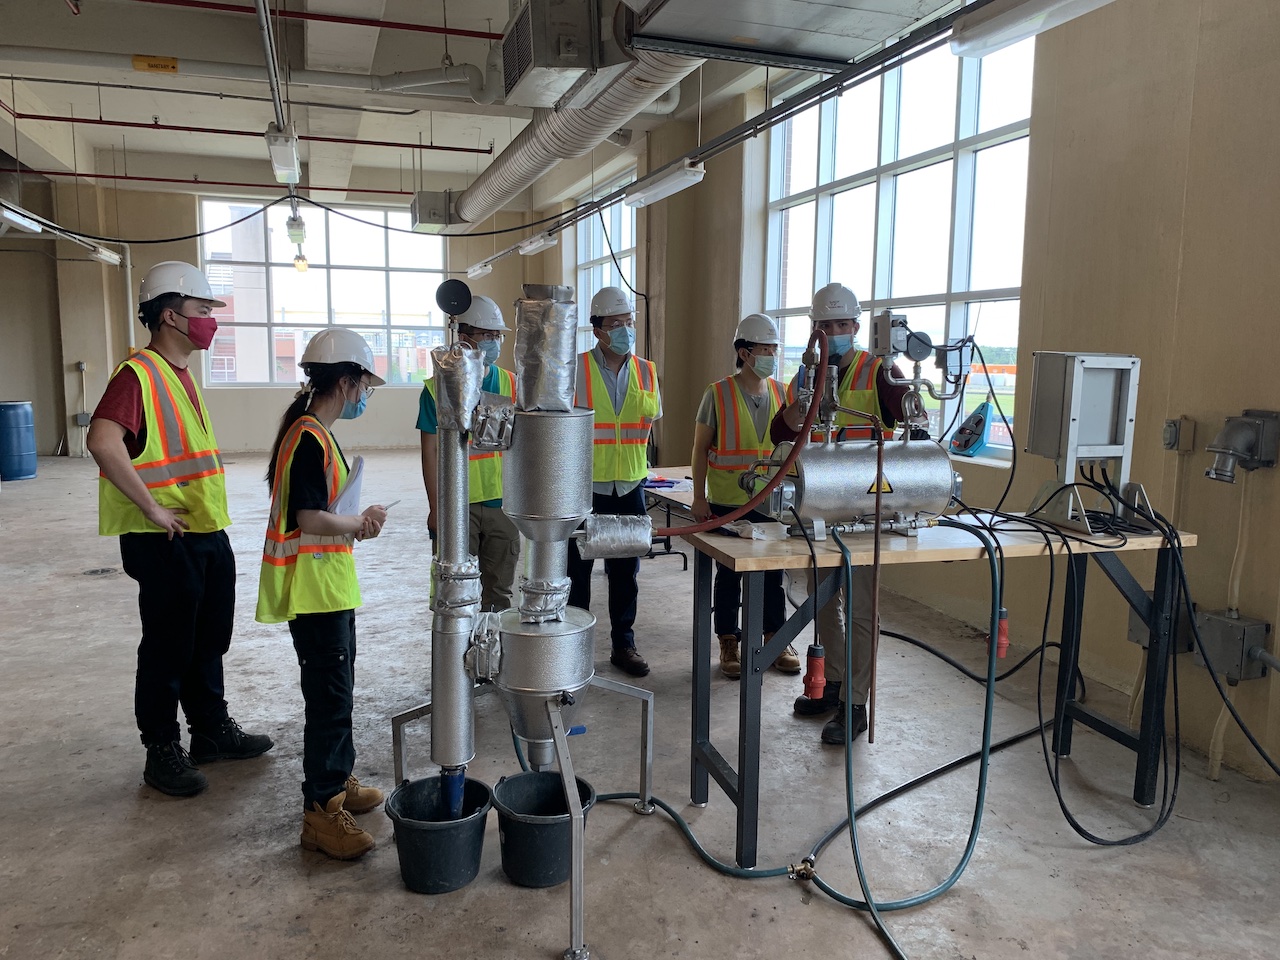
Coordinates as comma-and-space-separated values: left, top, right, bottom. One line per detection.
690, 312, 799, 680
770, 282, 914, 745
418, 295, 520, 610
88, 261, 273, 798
568, 285, 661, 678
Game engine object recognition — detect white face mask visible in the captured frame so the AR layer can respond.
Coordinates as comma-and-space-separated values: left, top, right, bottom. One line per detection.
477, 339, 501, 367
751, 354, 777, 379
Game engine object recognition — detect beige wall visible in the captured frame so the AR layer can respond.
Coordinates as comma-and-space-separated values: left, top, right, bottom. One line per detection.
885, 0, 1280, 778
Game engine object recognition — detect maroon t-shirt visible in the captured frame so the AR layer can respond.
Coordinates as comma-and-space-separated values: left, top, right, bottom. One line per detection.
92, 353, 205, 459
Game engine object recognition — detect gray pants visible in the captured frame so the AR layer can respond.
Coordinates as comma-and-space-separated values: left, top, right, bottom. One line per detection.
468, 503, 520, 611
806, 565, 876, 706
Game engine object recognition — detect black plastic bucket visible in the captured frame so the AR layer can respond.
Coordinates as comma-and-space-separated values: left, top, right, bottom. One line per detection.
491, 771, 596, 888
385, 776, 492, 894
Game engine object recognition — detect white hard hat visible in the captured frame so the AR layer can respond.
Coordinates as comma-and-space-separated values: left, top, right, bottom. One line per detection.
809, 282, 861, 323
456, 295, 508, 332
734, 312, 780, 345
300, 327, 386, 386
139, 260, 226, 307
589, 285, 633, 320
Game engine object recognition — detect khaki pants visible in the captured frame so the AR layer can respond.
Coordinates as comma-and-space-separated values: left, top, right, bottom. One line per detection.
468, 503, 520, 611
805, 565, 876, 706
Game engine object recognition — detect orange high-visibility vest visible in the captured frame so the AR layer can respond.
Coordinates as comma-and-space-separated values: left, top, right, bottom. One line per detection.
705, 375, 785, 506
425, 365, 516, 502
787, 348, 883, 441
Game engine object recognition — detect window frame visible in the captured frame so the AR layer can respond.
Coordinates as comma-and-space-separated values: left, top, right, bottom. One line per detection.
575, 173, 637, 353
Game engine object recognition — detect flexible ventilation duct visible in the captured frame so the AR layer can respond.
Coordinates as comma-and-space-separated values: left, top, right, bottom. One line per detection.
453, 49, 701, 224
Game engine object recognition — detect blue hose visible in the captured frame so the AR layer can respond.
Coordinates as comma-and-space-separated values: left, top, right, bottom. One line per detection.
440, 766, 465, 820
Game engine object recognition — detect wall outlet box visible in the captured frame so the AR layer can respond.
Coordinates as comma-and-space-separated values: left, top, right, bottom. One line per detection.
1162, 417, 1195, 452
1193, 610, 1271, 682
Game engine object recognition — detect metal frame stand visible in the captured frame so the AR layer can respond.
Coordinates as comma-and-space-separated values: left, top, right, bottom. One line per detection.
689, 548, 842, 867
588, 674, 657, 814
644, 495, 689, 570
548, 699, 588, 960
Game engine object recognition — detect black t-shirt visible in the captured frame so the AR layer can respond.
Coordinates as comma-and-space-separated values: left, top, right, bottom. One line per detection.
286, 431, 349, 530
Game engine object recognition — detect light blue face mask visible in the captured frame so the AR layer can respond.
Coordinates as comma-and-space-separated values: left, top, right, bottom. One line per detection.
607, 325, 636, 356
751, 354, 778, 379
826, 333, 854, 358
477, 338, 501, 367
339, 381, 369, 420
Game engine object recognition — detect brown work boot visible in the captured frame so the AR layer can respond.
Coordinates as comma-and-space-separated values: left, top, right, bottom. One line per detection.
343, 775, 384, 814
301, 791, 375, 860
718, 634, 741, 679
770, 633, 802, 674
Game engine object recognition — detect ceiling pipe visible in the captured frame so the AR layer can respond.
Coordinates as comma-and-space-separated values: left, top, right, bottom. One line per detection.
130, 0, 504, 41
0, 97, 492, 154
453, 48, 702, 225
2, 167, 415, 195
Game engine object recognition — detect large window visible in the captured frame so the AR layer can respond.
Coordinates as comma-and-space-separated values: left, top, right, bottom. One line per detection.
575, 176, 636, 352
200, 200, 448, 386
766, 37, 1034, 448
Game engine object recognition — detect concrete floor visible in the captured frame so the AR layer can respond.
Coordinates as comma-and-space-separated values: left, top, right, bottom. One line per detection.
1, 451, 1277, 960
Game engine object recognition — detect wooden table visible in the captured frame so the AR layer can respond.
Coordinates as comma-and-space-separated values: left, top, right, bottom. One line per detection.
657, 501, 1195, 868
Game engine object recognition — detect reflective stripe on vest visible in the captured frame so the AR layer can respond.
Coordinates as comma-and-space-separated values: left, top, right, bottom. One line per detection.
255, 417, 361, 624
575, 352, 659, 483
706, 375, 785, 506
98, 349, 229, 536
787, 349, 883, 441
425, 366, 516, 503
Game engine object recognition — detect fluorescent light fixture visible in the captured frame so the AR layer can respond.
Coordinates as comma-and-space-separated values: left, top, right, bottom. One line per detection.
91, 245, 122, 266
467, 262, 493, 279
285, 214, 306, 243
294, 253, 309, 272
624, 159, 705, 208
264, 121, 301, 185
950, 0, 1120, 58
0, 204, 43, 234
517, 232, 558, 256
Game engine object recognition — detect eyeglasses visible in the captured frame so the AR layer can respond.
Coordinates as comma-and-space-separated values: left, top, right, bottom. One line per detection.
599, 317, 636, 331
463, 330, 505, 342
749, 344, 780, 356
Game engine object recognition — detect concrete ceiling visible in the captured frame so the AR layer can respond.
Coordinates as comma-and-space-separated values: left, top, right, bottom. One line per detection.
0, 0, 955, 206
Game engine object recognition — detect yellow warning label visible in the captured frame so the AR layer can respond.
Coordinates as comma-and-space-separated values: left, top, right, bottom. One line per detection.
867, 475, 893, 495
132, 55, 179, 74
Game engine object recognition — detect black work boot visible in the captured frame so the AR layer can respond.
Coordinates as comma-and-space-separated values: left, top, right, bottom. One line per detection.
794, 680, 841, 717
189, 717, 274, 763
821, 703, 868, 745
144, 741, 209, 797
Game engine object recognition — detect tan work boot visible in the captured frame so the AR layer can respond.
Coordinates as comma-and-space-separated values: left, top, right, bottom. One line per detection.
718, 634, 741, 679
343, 775, 385, 814
769, 633, 802, 674
301, 791, 375, 860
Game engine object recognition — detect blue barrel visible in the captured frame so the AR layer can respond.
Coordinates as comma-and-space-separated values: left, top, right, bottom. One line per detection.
0, 401, 38, 481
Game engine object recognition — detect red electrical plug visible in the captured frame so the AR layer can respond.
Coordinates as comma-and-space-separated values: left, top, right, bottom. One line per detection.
803, 643, 826, 699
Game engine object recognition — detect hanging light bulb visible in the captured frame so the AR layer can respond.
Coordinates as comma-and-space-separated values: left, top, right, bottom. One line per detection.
294, 245, 308, 272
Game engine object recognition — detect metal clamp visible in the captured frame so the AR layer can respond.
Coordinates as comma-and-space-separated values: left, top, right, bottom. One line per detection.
471, 391, 515, 452
432, 557, 482, 614
518, 576, 572, 623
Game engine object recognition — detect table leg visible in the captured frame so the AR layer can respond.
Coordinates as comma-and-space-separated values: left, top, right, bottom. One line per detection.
690, 548, 713, 806
1053, 553, 1088, 758
735, 571, 765, 869
1134, 547, 1176, 807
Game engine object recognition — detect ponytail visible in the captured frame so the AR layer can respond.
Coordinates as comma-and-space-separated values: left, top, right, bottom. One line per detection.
265, 361, 362, 489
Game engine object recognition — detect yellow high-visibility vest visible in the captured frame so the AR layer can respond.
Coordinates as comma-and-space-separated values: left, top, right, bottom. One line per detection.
98, 348, 230, 536
705, 375, 785, 506
255, 416, 361, 624
574, 351, 660, 483
787, 348, 883, 441
425, 365, 516, 503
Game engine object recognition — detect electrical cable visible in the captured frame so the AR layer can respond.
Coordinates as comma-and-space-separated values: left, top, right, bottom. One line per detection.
970, 342, 1017, 514
1, 194, 293, 244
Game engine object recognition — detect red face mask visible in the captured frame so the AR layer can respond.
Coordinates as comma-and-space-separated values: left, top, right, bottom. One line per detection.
175, 313, 218, 350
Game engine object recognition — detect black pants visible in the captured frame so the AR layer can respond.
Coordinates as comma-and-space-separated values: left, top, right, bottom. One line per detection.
567, 485, 647, 651
710, 503, 786, 638
120, 530, 233, 746
289, 610, 356, 809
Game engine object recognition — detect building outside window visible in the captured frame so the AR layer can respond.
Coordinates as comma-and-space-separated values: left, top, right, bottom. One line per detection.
200, 200, 448, 386
766, 37, 1034, 447
575, 175, 636, 353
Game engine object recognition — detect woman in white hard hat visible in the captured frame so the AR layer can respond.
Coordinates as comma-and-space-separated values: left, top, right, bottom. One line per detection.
690, 313, 799, 680
255, 327, 390, 861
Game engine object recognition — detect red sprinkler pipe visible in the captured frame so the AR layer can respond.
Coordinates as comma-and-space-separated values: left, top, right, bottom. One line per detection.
4, 168, 414, 195
650, 330, 830, 538
0, 99, 492, 155
131, 0, 504, 41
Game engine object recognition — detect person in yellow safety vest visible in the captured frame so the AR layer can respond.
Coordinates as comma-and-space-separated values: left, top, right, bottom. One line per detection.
256, 328, 390, 861
88, 260, 273, 800
419, 295, 520, 610
690, 313, 801, 680
769, 283, 914, 746
568, 285, 661, 678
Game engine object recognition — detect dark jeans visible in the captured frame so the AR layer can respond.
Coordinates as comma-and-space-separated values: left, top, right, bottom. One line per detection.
567, 484, 647, 651
120, 530, 233, 746
290, 610, 357, 810
710, 503, 786, 638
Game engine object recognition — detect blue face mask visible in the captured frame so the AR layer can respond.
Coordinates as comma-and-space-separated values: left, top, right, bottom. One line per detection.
751, 354, 778, 379
607, 325, 636, 356
477, 339, 501, 367
826, 333, 854, 358
339, 381, 369, 420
